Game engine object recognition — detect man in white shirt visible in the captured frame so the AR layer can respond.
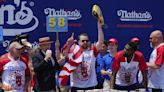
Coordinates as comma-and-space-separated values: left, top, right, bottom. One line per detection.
60, 21, 104, 92
147, 30, 164, 92
0, 41, 30, 92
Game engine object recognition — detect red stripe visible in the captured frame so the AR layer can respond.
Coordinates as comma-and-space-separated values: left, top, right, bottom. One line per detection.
68, 44, 75, 53
61, 44, 68, 53
92, 46, 99, 57
67, 60, 81, 66
59, 75, 68, 78
62, 67, 74, 73
61, 77, 68, 86
59, 75, 69, 86
73, 48, 83, 60
68, 49, 74, 53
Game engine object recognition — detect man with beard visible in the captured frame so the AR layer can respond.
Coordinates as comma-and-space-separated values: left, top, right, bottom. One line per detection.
147, 30, 164, 92
110, 42, 148, 91
60, 22, 104, 92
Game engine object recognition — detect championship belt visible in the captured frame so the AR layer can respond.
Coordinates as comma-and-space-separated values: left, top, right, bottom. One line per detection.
92, 4, 108, 29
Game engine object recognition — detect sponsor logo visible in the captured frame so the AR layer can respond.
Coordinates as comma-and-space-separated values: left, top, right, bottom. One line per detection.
0, 0, 39, 36
44, 8, 82, 20
117, 10, 152, 22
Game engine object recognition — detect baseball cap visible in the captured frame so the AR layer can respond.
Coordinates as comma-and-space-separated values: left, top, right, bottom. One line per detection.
21, 39, 32, 48
8, 41, 24, 50
109, 38, 118, 44
131, 37, 139, 43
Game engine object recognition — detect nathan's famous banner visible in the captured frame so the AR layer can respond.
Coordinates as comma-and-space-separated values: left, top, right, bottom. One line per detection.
0, 0, 164, 59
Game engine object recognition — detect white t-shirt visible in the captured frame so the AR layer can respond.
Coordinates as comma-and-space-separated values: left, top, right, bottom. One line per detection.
0, 54, 30, 92
112, 51, 147, 86
70, 46, 98, 88
148, 44, 164, 89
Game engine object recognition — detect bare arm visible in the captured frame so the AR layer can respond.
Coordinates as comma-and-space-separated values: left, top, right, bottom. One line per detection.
101, 69, 112, 76
110, 70, 117, 89
147, 62, 160, 69
95, 22, 104, 51
25, 76, 31, 92
142, 70, 148, 89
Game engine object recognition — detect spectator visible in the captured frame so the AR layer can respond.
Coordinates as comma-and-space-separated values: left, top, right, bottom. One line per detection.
101, 38, 118, 90
108, 38, 118, 57
95, 41, 111, 89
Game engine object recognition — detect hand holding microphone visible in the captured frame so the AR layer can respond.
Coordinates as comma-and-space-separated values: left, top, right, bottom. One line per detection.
44, 50, 52, 62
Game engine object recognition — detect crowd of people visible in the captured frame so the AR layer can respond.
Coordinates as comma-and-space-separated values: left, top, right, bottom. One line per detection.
0, 20, 164, 92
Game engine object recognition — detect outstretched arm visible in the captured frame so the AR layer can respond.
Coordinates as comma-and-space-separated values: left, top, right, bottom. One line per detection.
95, 22, 104, 51
147, 62, 160, 69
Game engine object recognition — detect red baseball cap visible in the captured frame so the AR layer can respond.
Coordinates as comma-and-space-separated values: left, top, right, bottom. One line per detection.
131, 37, 139, 43
109, 38, 118, 44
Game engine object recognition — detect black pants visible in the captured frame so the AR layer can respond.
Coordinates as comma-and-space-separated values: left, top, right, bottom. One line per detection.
114, 83, 141, 91
71, 86, 95, 92
95, 83, 103, 89
152, 88, 162, 92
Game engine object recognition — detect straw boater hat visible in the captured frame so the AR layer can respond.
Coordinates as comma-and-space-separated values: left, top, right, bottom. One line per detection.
39, 37, 53, 45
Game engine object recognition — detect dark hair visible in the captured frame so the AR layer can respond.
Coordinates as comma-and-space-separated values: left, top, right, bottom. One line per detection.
78, 33, 89, 40
103, 40, 108, 46
127, 42, 138, 51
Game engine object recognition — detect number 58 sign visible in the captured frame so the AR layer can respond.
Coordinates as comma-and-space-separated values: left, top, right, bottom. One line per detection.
46, 16, 68, 32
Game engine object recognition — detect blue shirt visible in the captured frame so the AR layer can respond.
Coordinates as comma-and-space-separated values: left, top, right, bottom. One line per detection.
96, 52, 113, 84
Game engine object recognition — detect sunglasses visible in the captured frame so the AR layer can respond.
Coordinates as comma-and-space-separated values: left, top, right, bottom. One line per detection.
81, 40, 89, 42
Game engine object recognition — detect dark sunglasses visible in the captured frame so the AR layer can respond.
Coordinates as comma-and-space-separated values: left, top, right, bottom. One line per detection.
81, 40, 89, 42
